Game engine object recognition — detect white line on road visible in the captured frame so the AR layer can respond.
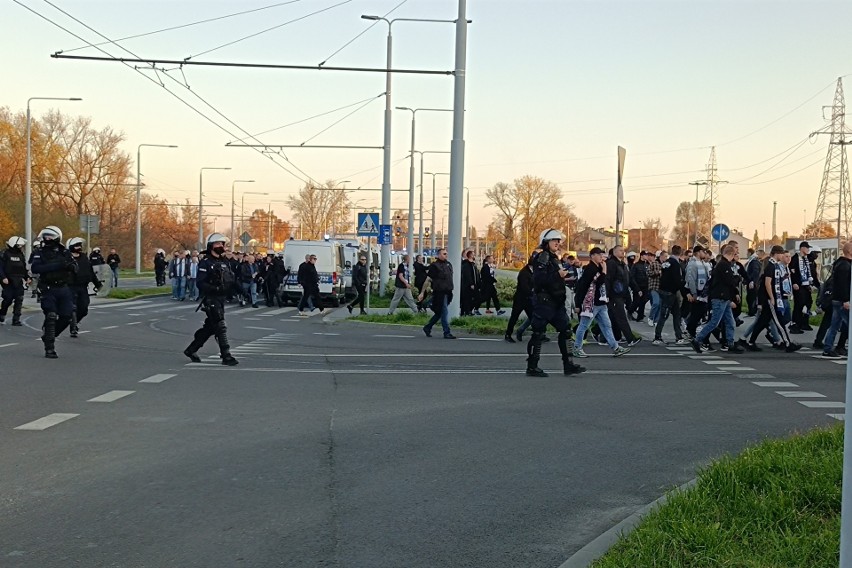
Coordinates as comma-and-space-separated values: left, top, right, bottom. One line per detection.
798, 401, 845, 408
182, 365, 730, 375
458, 338, 501, 342
245, 326, 276, 331
258, 352, 685, 358
14, 413, 79, 431
752, 381, 799, 387
735, 367, 757, 371
0, 343, 19, 348
263, 307, 295, 316
775, 391, 826, 398
313, 332, 340, 336
101, 325, 119, 330
704, 360, 740, 365
78, 330, 91, 334
738, 374, 775, 379
88, 390, 135, 403
127, 313, 142, 316
139, 374, 176, 384
374, 334, 415, 338
689, 355, 722, 359
828, 414, 846, 421
126, 322, 141, 326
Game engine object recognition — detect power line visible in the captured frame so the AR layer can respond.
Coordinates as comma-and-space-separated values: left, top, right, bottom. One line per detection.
59, 0, 306, 54
318, 0, 410, 66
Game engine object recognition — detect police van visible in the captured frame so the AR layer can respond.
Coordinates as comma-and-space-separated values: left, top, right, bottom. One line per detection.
280, 239, 346, 306
335, 238, 364, 299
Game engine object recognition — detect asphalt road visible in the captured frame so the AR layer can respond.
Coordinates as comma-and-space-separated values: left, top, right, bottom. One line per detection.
0, 300, 845, 568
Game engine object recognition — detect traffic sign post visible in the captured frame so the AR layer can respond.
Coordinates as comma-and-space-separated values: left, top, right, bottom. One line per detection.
711, 223, 730, 254
378, 224, 392, 246
356, 213, 381, 311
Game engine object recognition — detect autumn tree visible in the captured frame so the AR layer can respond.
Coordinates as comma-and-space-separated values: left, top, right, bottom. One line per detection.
670, 200, 713, 247
803, 220, 837, 238
286, 181, 351, 240
246, 208, 291, 249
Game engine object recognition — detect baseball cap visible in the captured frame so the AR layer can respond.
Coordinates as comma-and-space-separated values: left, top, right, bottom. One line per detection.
589, 247, 605, 255
799, 241, 811, 249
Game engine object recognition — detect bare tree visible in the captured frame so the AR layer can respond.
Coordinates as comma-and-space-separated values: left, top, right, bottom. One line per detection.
286, 181, 351, 240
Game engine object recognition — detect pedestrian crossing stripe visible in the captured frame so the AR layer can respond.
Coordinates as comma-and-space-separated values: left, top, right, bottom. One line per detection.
357, 213, 379, 236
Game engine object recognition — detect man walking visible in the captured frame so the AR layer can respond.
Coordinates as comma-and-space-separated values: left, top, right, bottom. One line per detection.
606, 245, 638, 345
0, 236, 28, 326
691, 244, 744, 354
629, 251, 650, 322
298, 254, 324, 316
745, 245, 800, 352
418, 248, 456, 339
572, 247, 630, 359
745, 249, 765, 316
460, 250, 481, 316
653, 245, 688, 345
789, 241, 815, 332
106, 248, 121, 287
346, 255, 368, 315
684, 246, 712, 340
387, 254, 419, 314
822, 242, 852, 358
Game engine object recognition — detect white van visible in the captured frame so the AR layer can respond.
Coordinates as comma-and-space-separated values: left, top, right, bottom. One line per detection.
280, 239, 346, 306
334, 238, 364, 299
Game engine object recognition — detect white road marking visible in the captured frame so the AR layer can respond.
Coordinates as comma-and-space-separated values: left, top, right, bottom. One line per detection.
738, 374, 776, 379
88, 390, 135, 403
126, 322, 141, 326
0, 343, 19, 348
374, 335, 415, 338
735, 367, 757, 371
101, 325, 119, 330
245, 326, 276, 331
752, 381, 799, 387
704, 360, 740, 365
775, 391, 826, 398
15, 413, 79, 431
458, 338, 501, 342
689, 355, 722, 359
127, 313, 142, 316
139, 374, 176, 384
90, 300, 153, 310
262, 307, 295, 316
259, 352, 684, 358
798, 401, 845, 409
828, 414, 846, 421
313, 332, 340, 336
832, 360, 848, 365
229, 307, 256, 315
78, 330, 91, 334
182, 365, 731, 375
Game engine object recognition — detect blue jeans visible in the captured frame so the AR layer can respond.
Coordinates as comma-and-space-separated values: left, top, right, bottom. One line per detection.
186, 278, 197, 301
574, 304, 618, 350
696, 299, 735, 345
240, 281, 257, 305
650, 290, 661, 322
425, 293, 451, 336
824, 301, 849, 353
172, 277, 185, 299
111, 266, 119, 287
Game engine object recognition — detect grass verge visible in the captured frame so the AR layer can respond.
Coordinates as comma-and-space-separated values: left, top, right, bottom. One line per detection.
350, 312, 509, 335
106, 287, 169, 300
591, 424, 843, 568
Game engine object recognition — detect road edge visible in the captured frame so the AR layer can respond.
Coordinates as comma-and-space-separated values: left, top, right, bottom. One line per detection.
557, 478, 697, 568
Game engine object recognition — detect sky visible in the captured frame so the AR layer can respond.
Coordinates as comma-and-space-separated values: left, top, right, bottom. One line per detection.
3, 0, 852, 241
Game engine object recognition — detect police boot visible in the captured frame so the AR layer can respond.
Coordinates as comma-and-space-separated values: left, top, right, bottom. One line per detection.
215, 321, 239, 366
525, 331, 548, 377
11, 299, 22, 326
69, 313, 79, 338
558, 331, 585, 375
42, 313, 58, 359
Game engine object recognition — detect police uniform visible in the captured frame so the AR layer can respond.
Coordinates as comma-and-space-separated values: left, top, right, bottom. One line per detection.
526, 229, 586, 377
30, 228, 76, 358
184, 236, 238, 365
0, 238, 28, 325
68, 240, 102, 336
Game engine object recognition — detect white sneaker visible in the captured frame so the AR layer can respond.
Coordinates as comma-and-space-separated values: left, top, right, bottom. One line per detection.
674, 338, 689, 345
652, 338, 664, 345
613, 346, 631, 357
647, 320, 655, 327
298, 311, 308, 317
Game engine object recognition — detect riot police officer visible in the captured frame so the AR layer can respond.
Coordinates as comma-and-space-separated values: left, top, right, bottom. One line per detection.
28, 239, 41, 298
30, 226, 76, 358
184, 233, 238, 366
0, 236, 29, 326
526, 228, 586, 377
67, 237, 102, 337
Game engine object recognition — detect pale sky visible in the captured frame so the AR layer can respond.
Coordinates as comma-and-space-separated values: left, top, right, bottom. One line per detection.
4, 0, 852, 240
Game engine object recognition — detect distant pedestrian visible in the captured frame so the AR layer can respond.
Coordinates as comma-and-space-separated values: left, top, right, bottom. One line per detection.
606, 245, 638, 345
88, 247, 105, 266
418, 248, 456, 339
346, 255, 368, 315
629, 251, 650, 321
387, 254, 419, 314
413, 254, 428, 312
154, 249, 167, 286
186, 251, 199, 301
106, 248, 121, 287
460, 250, 481, 316
0, 236, 28, 326
479, 255, 504, 314
822, 242, 852, 359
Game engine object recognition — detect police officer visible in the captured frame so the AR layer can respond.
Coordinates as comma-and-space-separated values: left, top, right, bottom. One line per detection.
28, 239, 41, 298
184, 233, 238, 366
0, 236, 29, 326
89, 246, 106, 266
30, 226, 76, 358
526, 228, 586, 377
67, 237, 102, 337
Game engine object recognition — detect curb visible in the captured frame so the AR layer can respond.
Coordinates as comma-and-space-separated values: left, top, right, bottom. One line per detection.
557, 478, 697, 568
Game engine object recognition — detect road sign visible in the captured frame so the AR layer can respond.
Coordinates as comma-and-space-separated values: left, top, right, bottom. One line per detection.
357, 212, 380, 236
378, 224, 392, 246
79, 214, 100, 235
711, 223, 730, 242
240, 231, 252, 245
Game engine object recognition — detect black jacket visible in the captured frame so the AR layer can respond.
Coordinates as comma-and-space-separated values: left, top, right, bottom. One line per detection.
480, 263, 498, 292
532, 250, 566, 304
460, 259, 481, 291
106, 253, 121, 269
427, 259, 453, 293
413, 261, 427, 289
707, 256, 741, 301
659, 257, 683, 293
513, 266, 533, 304
605, 257, 631, 299
630, 260, 649, 291
574, 261, 607, 307
31, 242, 75, 287
0, 248, 28, 280
300, 263, 320, 293
832, 257, 851, 304
70, 253, 101, 289
352, 262, 368, 289
197, 254, 236, 297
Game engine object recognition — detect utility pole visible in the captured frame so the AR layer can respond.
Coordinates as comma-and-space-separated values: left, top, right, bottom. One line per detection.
772, 201, 778, 241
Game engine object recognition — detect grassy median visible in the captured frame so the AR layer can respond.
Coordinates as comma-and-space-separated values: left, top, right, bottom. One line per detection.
592, 424, 843, 568
106, 287, 170, 300
350, 312, 510, 335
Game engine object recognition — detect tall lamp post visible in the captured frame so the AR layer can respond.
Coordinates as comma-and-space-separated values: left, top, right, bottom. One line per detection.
136, 143, 177, 273
396, 107, 452, 275
412, 150, 450, 256
360, 13, 459, 296
231, 179, 255, 244
267, 200, 288, 250
199, 167, 231, 249
424, 172, 450, 253
240, 191, 269, 252
26, 96, 82, 259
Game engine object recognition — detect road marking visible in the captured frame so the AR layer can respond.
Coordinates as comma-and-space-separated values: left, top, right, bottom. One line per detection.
775, 391, 825, 398
127, 313, 142, 316
182, 365, 730, 375
90, 300, 154, 310
15, 413, 79, 431
229, 307, 256, 315
832, 360, 848, 365
139, 374, 176, 384
738, 374, 776, 379
261, 307, 294, 316
735, 367, 757, 371
126, 322, 141, 326
752, 381, 799, 387
374, 334, 415, 338
828, 414, 846, 421
0, 343, 19, 348
689, 355, 722, 359
245, 326, 276, 331
78, 330, 91, 334
704, 360, 740, 365
258, 352, 685, 358
101, 325, 119, 330
88, 390, 135, 403
798, 401, 845, 409
458, 337, 501, 342
313, 332, 341, 336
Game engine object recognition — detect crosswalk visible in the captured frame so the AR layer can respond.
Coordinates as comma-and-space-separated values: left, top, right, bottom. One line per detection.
90, 299, 326, 320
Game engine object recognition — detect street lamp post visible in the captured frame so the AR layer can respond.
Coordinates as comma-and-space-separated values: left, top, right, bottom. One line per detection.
25, 96, 82, 259
199, 167, 231, 249
361, 14, 458, 296
267, 200, 288, 250
231, 179, 255, 245
412, 150, 450, 257
240, 191, 269, 252
136, 143, 177, 273
396, 107, 452, 276
425, 172, 450, 253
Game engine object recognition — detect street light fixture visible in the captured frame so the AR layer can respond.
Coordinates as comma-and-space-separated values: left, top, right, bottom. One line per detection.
136, 143, 177, 273
25, 96, 82, 259
231, 179, 255, 245
240, 191, 269, 252
199, 167, 231, 249
360, 13, 459, 296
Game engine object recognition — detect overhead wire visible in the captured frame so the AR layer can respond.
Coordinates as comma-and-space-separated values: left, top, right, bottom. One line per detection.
299, 94, 383, 146
59, 0, 306, 54
33, 0, 318, 185
318, 0, 410, 67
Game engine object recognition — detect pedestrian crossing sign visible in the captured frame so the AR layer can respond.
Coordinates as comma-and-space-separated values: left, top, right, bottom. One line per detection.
357, 212, 380, 236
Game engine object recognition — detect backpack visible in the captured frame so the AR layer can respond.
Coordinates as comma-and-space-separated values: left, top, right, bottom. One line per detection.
817, 258, 844, 310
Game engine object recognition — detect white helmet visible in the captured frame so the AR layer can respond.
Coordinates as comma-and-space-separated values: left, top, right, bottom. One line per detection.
92, 247, 101, 253
538, 228, 565, 244
6, 236, 26, 249
38, 225, 63, 242
66, 237, 85, 249
206, 233, 229, 246
33, 239, 42, 248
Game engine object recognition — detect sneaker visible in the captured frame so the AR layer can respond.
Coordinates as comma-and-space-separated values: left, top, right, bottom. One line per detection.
727, 344, 745, 354
627, 337, 642, 347
596, 337, 608, 346
701, 343, 716, 352
743, 342, 762, 352
221, 355, 239, 366
44, 349, 58, 359
526, 367, 548, 377
572, 347, 589, 358
252, 304, 259, 308
652, 338, 664, 345
504, 335, 516, 343
444, 333, 457, 339
647, 320, 655, 327
563, 363, 586, 375
719, 344, 729, 352
612, 346, 631, 357
789, 326, 804, 335
674, 338, 689, 345
497, 309, 506, 315
347, 304, 353, 314
70, 329, 79, 338
822, 350, 842, 359
812, 341, 824, 349
11, 321, 22, 327
837, 347, 848, 357
422, 326, 432, 338
690, 340, 703, 354
183, 348, 201, 363
785, 343, 802, 353
801, 325, 814, 331
541, 336, 551, 343
298, 311, 309, 317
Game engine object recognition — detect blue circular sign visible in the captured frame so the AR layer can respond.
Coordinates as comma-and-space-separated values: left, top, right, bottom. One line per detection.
711, 223, 730, 242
